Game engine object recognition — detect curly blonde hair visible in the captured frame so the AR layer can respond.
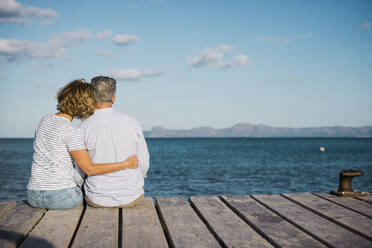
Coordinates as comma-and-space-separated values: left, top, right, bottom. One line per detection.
57, 80, 95, 119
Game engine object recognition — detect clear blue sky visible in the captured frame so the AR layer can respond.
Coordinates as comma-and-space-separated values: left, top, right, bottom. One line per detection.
1, 0, 371, 137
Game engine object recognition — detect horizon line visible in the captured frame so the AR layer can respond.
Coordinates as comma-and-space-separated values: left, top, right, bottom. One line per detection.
147, 123, 372, 131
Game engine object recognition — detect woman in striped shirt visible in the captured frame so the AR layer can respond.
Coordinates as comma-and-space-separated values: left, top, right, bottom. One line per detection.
27, 80, 138, 209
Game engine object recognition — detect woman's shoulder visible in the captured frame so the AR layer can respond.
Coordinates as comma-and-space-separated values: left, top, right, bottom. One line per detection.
39, 113, 55, 122
36, 114, 57, 128
40, 114, 81, 133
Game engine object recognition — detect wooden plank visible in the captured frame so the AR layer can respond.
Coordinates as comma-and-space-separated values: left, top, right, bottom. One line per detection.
122, 198, 168, 248
0, 202, 46, 248
222, 195, 326, 248
313, 192, 372, 218
19, 206, 83, 248
71, 207, 118, 248
283, 193, 372, 240
0, 202, 16, 218
356, 192, 372, 204
190, 196, 272, 248
253, 194, 372, 248
156, 197, 220, 248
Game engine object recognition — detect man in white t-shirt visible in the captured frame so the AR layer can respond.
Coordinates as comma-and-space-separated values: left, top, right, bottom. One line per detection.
80, 76, 150, 207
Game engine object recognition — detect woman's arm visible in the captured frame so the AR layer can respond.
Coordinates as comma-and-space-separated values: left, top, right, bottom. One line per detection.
70, 149, 138, 176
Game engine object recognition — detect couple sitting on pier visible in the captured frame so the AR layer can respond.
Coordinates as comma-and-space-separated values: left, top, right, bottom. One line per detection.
26, 76, 150, 209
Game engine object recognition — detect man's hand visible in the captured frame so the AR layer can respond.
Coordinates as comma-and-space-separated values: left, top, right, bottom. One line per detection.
126, 154, 138, 169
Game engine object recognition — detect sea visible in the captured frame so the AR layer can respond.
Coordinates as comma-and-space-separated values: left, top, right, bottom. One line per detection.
0, 138, 371, 202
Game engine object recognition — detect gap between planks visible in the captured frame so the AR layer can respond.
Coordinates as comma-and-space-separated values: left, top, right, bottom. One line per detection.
2, 193, 371, 248
312, 193, 372, 219
253, 194, 371, 248
281, 193, 372, 241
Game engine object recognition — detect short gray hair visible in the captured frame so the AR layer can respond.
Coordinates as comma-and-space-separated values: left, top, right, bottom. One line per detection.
91, 76, 116, 103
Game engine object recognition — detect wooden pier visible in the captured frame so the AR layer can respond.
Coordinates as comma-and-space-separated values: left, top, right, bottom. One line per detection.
0, 192, 371, 248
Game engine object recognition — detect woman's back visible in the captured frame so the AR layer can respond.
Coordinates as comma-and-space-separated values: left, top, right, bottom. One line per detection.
27, 114, 85, 190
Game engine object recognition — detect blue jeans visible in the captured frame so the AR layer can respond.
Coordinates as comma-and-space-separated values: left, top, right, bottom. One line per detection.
27, 186, 83, 210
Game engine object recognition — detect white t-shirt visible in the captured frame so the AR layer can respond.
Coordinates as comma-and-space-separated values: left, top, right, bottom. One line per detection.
80, 108, 150, 206
27, 114, 85, 190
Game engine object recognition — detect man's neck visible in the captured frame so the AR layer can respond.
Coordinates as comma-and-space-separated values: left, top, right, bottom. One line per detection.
95, 102, 112, 109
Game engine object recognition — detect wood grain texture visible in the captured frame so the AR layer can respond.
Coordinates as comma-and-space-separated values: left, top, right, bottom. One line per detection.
253, 194, 372, 248
1, 192, 371, 248
19, 206, 83, 248
0, 202, 46, 248
190, 196, 272, 248
283, 192, 372, 239
122, 198, 168, 248
0, 202, 16, 218
356, 192, 372, 204
222, 195, 326, 248
156, 197, 220, 248
313, 192, 372, 218
71, 207, 118, 248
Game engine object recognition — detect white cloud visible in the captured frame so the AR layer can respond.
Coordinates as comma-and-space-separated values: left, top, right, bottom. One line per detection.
0, 39, 65, 61
97, 50, 114, 57
187, 45, 250, 69
214, 44, 234, 53
257, 35, 289, 44
214, 61, 235, 68
112, 34, 140, 46
187, 45, 233, 67
215, 54, 251, 68
186, 55, 217, 67
0, 0, 58, 24
59, 29, 91, 44
106, 68, 162, 81
361, 22, 371, 30
96, 30, 113, 40
0, 29, 91, 62
233, 54, 251, 65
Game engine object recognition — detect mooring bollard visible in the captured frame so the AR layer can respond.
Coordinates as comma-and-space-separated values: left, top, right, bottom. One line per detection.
330, 169, 367, 197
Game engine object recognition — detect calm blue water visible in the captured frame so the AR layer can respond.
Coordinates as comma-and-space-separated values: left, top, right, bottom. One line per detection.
0, 138, 371, 201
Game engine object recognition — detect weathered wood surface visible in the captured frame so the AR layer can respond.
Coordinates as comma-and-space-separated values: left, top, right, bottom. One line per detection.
253, 194, 372, 248
283, 192, 372, 240
0, 202, 46, 248
0, 201, 16, 218
222, 195, 326, 248
313, 192, 372, 218
71, 207, 118, 248
1, 192, 371, 248
156, 197, 220, 248
357, 192, 372, 204
190, 196, 272, 248
20, 206, 83, 248
122, 198, 168, 248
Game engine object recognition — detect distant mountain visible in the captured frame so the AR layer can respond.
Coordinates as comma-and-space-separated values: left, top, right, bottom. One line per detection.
144, 123, 372, 138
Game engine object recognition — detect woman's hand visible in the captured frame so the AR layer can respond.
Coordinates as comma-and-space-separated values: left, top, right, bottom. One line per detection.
125, 154, 138, 169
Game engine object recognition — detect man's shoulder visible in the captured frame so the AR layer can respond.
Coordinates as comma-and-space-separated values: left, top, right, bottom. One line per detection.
112, 110, 139, 125
80, 114, 95, 127
81, 109, 141, 129
113, 111, 144, 137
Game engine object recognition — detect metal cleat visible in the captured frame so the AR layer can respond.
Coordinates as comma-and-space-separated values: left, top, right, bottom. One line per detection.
330, 170, 367, 197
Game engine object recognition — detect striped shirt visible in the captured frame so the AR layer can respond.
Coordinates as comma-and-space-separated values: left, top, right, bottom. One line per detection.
27, 114, 85, 190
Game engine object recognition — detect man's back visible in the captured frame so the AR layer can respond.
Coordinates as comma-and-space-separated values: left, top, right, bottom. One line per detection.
81, 108, 149, 206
